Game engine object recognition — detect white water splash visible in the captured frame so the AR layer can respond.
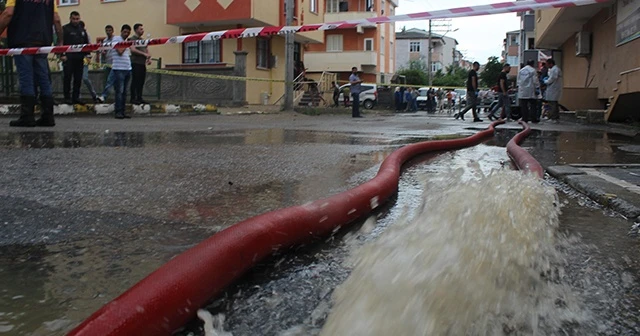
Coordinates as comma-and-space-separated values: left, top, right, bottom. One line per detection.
197, 309, 233, 336
321, 170, 589, 336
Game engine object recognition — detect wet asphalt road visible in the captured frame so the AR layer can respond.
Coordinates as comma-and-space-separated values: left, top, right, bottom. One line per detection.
1, 112, 640, 335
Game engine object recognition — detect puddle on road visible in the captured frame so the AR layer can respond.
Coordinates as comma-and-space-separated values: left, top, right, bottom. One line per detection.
492, 129, 640, 166
0, 224, 207, 336
0, 130, 444, 149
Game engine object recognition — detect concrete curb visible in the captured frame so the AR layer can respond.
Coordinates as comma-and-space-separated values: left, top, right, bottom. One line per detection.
547, 165, 640, 220
0, 103, 219, 116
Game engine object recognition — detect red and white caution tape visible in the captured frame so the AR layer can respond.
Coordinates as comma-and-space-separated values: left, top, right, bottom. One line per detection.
0, 0, 609, 56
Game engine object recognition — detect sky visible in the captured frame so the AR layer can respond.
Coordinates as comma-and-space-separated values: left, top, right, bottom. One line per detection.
394, 0, 521, 63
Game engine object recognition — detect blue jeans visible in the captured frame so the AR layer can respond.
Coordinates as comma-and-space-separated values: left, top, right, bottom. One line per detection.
82, 65, 97, 99
113, 70, 131, 115
490, 92, 511, 119
101, 68, 115, 99
14, 54, 52, 97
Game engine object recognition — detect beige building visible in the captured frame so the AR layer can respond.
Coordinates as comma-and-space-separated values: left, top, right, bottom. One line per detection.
56, 0, 326, 104
535, 0, 640, 121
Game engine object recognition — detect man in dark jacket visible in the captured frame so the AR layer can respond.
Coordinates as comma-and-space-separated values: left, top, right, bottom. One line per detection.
0, 0, 63, 127
61, 11, 88, 105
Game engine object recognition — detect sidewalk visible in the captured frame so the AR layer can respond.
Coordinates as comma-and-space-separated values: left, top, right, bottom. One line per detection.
547, 164, 640, 222
0, 103, 219, 116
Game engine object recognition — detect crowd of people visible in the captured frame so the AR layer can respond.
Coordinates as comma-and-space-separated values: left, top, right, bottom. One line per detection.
0, 1, 152, 126
454, 59, 563, 123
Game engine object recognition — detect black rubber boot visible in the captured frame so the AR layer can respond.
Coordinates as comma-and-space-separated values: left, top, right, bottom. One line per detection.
10, 96, 37, 127
36, 96, 56, 127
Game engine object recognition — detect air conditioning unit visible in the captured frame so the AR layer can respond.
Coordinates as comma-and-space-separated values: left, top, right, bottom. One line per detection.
575, 31, 591, 57
356, 25, 364, 34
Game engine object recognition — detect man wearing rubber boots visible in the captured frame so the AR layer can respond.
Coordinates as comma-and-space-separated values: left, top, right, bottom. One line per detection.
0, 0, 62, 127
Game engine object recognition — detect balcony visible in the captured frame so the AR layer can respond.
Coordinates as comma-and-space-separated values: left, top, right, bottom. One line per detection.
535, 3, 609, 49
304, 51, 377, 72
325, 11, 377, 25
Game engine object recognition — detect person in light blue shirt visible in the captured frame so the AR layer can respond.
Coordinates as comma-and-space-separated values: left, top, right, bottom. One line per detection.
349, 67, 363, 118
110, 24, 133, 119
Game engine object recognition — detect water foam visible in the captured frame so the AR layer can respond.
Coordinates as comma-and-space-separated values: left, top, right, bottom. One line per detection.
321, 170, 589, 336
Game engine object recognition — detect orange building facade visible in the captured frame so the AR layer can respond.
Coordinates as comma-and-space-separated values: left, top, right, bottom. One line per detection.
305, 0, 398, 85
56, 0, 326, 104
54, 0, 396, 103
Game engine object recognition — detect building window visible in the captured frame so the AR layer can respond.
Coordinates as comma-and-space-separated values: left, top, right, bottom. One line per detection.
183, 40, 222, 64
510, 35, 518, 46
528, 38, 535, 49
310, 0, 318, 13
364, 38, 373, 51
59, 0, 79, 5
380, 36, 385, 55
366, 0, 374, 11
326, 34, 343, 52
507, 55, 518, 66
409, 41, 420, 53
326, 0, 340, 13
256, 38, 271, 68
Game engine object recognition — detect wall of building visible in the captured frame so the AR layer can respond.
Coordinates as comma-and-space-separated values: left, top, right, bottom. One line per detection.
57, 1, 181, 65
395, 35, 457, 72
560, 7, 640, 101
534, 8, 562, 42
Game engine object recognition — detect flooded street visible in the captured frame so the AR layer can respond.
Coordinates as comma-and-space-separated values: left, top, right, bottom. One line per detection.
1, 114, 639, 335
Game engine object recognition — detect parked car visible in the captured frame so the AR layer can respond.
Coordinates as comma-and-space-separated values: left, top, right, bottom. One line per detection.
454, 89, 467, 107
338, 83, 378, 109
416, 87, 436, 110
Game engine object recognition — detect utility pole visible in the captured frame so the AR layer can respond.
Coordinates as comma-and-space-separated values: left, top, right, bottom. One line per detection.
427, 19, 432, 87
283, 0, 295, 110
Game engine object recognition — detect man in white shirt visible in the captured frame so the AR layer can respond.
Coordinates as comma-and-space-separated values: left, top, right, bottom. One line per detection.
517, 59, 540, 123
97, 25, 115, 103
110, 24, 132, 119
544, 58, 563, 122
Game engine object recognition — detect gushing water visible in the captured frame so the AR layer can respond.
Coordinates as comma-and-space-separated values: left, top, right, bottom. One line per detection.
321, 170, 589, 336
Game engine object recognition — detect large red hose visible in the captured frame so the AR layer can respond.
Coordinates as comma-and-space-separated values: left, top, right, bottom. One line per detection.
68, 120, 505, 336
505, 121, 544, 178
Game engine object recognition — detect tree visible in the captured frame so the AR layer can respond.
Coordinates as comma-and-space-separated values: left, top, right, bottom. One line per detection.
480, 56, 503, 88
397, 58, 429, 86
433, 64, 468, 87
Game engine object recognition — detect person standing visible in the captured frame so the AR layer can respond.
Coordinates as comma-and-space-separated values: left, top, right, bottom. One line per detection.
97, 24, 115, 103
0, 0, 62, 127
544, 58, 563, 123
349, 67, 363, 118
332, 81, 340, 107
78, 21, 99, 103
455, 61, 482, 122
129, 23, 152, 105
517, 59, 540, 123
394, 87, 402, 112
61, 11, 89, 105
487, 63, 512, 121
111, 24, 133, 119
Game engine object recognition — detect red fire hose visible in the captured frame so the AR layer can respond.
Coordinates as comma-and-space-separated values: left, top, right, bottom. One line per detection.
506, 121, 544, 178
68, 120, 506, 336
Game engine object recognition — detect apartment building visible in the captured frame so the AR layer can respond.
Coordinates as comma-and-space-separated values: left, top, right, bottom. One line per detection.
501, 30, 520, 78
55, 0, 325, 104
395, 28, 460, 74
304, 0, 399, 85
535, 0, 639, 121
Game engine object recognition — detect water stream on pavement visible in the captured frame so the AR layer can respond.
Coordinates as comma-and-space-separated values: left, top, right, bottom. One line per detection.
321, 170, 585, 336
